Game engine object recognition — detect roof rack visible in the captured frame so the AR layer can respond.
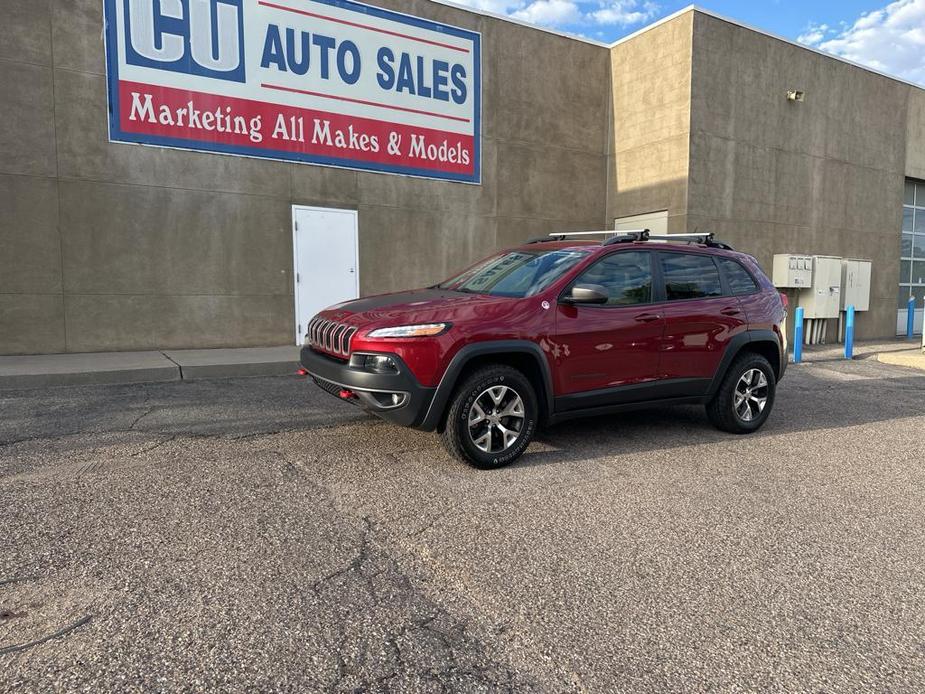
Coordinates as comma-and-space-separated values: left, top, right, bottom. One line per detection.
524, 229, 733, 250
645, 233, 735, 250
524, 229, 650, 244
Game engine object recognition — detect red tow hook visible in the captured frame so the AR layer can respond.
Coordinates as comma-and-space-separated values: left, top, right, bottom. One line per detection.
296, 368, 308, 377
338, 389, 357, 400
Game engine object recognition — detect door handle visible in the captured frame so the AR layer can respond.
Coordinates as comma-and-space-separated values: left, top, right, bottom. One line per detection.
720, 307, 741, 316
634, 312, 660, 323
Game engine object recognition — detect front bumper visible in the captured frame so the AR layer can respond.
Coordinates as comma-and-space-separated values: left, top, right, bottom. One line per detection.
299, 347, 436, 429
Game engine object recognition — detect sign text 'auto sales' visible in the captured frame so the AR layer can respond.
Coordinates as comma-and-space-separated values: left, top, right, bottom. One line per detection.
104, 0, 482, 182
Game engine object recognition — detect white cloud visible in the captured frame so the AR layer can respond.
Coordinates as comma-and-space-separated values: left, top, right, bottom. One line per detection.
589, 0, 658, 26
798, 0, 925, 85
512, 0, 581, 26
449, 0, 658, 30
795, 22, 830, 46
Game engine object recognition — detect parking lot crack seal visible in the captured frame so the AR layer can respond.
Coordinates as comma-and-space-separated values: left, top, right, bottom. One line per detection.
0, 614, 92, 656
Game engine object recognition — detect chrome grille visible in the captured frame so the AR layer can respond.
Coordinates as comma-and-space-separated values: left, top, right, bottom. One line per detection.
308, 317, 357, 357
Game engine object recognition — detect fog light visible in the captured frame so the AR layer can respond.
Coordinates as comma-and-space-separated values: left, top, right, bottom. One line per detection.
364, 355, 398, 374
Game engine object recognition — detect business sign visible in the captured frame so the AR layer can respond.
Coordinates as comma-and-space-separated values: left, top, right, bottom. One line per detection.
103, 0, 481, 183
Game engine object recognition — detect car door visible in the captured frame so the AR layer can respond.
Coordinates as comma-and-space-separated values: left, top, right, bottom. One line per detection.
657, 251, 748, 387
554, 250, 665, 402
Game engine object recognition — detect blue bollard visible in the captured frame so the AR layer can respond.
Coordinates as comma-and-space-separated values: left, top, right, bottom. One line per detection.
793, 306, 804, 363
908, 297, 916, 339
844, 305, 855, 359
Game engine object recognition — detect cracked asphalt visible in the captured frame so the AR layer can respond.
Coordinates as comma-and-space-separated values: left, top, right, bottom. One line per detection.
2, 357, 925, 692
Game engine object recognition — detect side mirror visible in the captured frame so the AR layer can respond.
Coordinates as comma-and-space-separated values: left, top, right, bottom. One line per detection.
562, 283, 608, 305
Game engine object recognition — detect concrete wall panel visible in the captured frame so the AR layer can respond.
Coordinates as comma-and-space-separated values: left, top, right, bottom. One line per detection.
0, 175, 61, 294
59, 181, 291, 297
357, 206, 496, 294
485, 24, 610, 153
497, 143, 608, 220
907, 88, 925, 181
52, 0, 105, 75
0, 62, 57, 177
607, 12, 693, 227
290, 167, 359, 208
0, 294, 65, 355
64, 294, 292, 352
0, 0, 52, 66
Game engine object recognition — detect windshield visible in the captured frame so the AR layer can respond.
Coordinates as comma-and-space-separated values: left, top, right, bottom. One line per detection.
437, 249, 590, 298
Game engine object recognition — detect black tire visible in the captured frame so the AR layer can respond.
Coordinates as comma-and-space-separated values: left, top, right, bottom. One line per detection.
440, 365, 538, 469
705, 352, 776, 434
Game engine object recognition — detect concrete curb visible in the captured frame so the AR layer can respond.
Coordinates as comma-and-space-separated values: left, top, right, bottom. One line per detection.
0, 347, 301, 390
876, 349, 925, 371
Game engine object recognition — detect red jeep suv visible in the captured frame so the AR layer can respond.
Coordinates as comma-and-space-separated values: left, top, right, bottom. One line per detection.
300, 231, 787, 468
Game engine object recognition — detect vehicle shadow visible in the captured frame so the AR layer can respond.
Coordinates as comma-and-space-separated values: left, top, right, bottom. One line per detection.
519, 368, 925, 468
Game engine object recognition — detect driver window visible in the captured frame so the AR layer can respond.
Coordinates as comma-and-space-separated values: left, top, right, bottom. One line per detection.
570, 251, 652, 305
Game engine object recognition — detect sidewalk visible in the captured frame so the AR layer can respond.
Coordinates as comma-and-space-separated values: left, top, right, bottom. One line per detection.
1, 339, 922, 390
796, 338, 920, 363
0, 346, 301, 390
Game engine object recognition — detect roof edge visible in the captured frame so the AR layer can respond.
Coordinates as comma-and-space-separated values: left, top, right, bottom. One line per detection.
688, 6, 925, 92
423, 0, 609, 47
421, 0, 924, 91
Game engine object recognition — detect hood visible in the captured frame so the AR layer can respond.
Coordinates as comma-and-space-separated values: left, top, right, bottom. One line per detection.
320, 288, 518, 328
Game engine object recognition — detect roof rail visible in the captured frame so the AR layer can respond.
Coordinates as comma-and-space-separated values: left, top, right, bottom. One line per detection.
645, 233, 734, 250
524, 229, 733, 250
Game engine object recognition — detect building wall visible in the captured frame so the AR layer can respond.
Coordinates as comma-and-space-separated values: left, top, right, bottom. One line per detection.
686, 11, 915, 339
606, 12, 693, 234
0, 0, 611, 354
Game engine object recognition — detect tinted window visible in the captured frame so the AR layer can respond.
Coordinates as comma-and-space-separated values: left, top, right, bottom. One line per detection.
438, 249, 591, 298
570, 251, 652, 305
660, 253, 723, 300
718, 257, 759, 295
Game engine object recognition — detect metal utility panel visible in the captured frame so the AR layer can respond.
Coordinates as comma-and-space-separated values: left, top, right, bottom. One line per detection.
840, 259, 872, 311
799, 255, 842, 319
772, 254, 813, 288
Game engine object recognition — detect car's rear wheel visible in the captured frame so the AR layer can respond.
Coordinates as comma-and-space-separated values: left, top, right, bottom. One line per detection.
705, 352, 776, 434
441, 365, 538, 469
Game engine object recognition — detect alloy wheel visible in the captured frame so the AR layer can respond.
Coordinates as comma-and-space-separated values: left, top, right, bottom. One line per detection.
733, 368, 769, 422
467, 385, 525, 454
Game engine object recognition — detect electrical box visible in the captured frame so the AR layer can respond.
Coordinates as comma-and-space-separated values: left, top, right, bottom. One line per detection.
840, 259, 872, 311
772, 254, 813, 288
798, 256, 842, 318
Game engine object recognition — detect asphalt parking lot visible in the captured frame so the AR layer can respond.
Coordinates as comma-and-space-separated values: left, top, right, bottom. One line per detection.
2, 357, 925, 692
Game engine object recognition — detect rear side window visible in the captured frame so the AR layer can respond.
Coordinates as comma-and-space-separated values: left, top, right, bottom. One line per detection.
660, 253, 723, 300
718, 257, 759, 295
570, 251, 652, 305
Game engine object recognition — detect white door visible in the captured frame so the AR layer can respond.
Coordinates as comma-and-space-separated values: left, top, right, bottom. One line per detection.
614, 210, 668, 234
292, 206, 359, 344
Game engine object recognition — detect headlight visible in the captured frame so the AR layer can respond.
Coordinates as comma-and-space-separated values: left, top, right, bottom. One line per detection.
367, 323, 449, 338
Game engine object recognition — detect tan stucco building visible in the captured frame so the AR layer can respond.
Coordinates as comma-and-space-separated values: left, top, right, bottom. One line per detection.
1, 1, 924, 355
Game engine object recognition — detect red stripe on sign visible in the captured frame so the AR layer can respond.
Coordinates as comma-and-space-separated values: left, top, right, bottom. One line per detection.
260, 82, 471, 124
257, 1, 471, 54
117, 81, 475, 175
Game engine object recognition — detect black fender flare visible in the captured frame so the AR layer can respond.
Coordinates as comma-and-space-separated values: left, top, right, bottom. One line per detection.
417, 340, 555, 431
706, 329, 784, 397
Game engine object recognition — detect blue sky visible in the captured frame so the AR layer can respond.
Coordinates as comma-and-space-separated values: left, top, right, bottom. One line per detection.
451, 0, 925, 85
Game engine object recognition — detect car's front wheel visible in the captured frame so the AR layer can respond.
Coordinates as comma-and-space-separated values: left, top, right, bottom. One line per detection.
441, 365, 538, 469
705, 352, 776, 434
